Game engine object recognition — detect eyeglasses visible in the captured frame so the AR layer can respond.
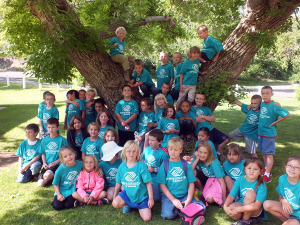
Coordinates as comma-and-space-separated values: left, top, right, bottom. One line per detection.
286, 164, 300, 171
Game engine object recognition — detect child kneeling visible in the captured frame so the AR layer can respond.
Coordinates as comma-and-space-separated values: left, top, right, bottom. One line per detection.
157, 137, 205, 220
112, 141, 154, 222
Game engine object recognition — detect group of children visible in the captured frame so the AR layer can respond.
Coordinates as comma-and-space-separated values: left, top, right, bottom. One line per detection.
14, 24, 298, 225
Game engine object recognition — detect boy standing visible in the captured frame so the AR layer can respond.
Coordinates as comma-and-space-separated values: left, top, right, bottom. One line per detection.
16, 124, 42, 183
38, 118, 68, 187
37, 93, 59, 139
84, 89, 98, 127
170, 52, 183, 101
258, 86, 290, 183
142, 129, 169, 201
108, 27, 135, 81
228, 95, 262, 157
115, 85, 139, 146
197, 25, 223, 73
129, 59, 159, 99
156, 51, 174, 91
161, 82, 173, 104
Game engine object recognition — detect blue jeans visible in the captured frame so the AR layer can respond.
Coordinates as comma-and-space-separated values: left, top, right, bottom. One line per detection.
16, 160, 42, 183
152, 183, 161, 201
140, 84, 159, 99
161, 194, 203, 220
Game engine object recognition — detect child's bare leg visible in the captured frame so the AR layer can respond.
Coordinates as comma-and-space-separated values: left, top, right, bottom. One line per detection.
97, 191, 107, 200
217, 138, 230, 154
263, 200, 290, 222
139, 208, 152, 222
242, 190, 261, 220
250, 153, 258, 158
72, 191, 85, 202
283, 219, 300, 225
112, 195, 127, 208
263, 154, 274, 173
224, 176, 234, 192
225, 202, 243, 220
107, 187, 115, 202
143, 132, 149, 149
38, 170, 54, 187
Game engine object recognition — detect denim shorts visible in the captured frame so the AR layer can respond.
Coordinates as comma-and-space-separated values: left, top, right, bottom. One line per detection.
119, 190, 149, 209
289, 215, 300, 224
257, 136, 275, 154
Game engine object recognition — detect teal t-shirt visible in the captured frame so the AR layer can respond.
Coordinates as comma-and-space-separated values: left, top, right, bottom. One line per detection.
157, 159, 196, 198
115, 99, 139, 131
276, 174, 300, 218
202, 36, 223, 60
191, 106, 214, 135
66, 99, 85, 126
75, 132, 83, 147
37, 101, 46, 119
258, 101, 289, 137
108, 37, 125, 56
157, 117, 180, 148
81, 137, 103, 162
230, 176, 267, 203
154, 108, 163, 123
174, 63, 183, 91
39, 135, 68, 165
165, 94, 174, 104
142, 146, 169, 184
84, 103, 97, 127
223, 159, 245, 181
180, 59, 200, 85
99, 158, 122, 187
52, 160, 83, 197
138, 111, 155, 134
98, 126, 115, 140
194, 140, 217, 159
116, 161, 152, 203
38, 106, 59, 132
156, 64, 174, 90
16, 139, 42, 165
133, 69, 155, 87
176, 111, 197, 123
239, 104, 260, 142
195, 158, 225, 178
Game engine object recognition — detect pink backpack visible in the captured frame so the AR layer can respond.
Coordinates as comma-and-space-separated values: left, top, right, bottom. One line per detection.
202, 177, 223, 205
178, 202, 205, 225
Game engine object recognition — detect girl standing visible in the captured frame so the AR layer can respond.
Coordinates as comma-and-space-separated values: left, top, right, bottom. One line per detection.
97, 110, 114, 141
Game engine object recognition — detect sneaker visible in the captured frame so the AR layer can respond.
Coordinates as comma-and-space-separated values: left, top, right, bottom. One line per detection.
261, 168, 272, 176
74, 200, 83, 207
262, 174, 272, 183
250, 217, 263, 224
123, 205, 131, 213
231, 220, 249, 225
100, 198, 109, 205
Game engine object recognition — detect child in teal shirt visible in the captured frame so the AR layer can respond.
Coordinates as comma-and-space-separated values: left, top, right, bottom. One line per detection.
170, 52, 183, 101
156, 51, 174, 90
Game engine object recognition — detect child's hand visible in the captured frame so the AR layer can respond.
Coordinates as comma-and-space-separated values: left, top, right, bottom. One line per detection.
247, 105, 252, 111
21, 164, 30, 173
282, 199, 293, 215
194, 151, 200, 159
64, 124, 68, 130
121, 121, 127, 127
87, 196, 94, 205
172, 199, 183, 210
183, 155, 192, 161
97, 168, 104, 177
147, 122, 154, 127
137, 136, 143, 142
182, 199, 191, 207
84, 195, 89, 203
148, 198, 154, 209
180, 86, 184, 93
114, 43, 118, 46
269, 121, 278, 127
148, 167, 154, 173
57, 194, 65, 201
125, 125, 131, 131
43, 163, 49, 170
72, 101, 80, 107
48, 162, 56, 168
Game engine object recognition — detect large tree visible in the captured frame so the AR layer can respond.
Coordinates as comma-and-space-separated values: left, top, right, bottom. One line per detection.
1, 0, 300, 110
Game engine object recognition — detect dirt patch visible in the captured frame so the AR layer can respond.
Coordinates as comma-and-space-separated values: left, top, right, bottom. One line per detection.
0, 152, 18, 169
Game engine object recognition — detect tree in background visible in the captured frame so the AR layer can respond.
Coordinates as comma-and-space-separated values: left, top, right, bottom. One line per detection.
0, 0, 299, 110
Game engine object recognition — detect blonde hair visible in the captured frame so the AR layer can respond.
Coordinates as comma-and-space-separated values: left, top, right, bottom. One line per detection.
87, 122, 100, 132
59, 146, 76, 164
160, 51, 169, 57
154, 93, 167, 112
167, 137, 183, 150
196, 141, 214, 166
83, 155, 100, 173
197, 25, 208, 32
121, 140, 141, 161
86, 88, 97, 96
116, 26, 126, 33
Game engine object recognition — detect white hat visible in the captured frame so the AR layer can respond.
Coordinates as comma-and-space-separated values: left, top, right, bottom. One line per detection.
101, 141, 123, 161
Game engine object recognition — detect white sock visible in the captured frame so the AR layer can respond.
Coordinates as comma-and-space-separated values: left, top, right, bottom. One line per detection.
265, 172, 270, 177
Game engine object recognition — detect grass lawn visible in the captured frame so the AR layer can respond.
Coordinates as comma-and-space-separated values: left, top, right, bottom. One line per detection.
0, 82, 299, 225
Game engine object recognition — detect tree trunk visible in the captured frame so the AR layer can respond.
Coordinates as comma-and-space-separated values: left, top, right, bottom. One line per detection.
27, 0, 300, 111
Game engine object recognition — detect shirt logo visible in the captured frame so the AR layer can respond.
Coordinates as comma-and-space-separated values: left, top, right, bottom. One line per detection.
166, 123, 175, 130
124, 172, 138, 182
117, 45, 124, 53
202, 168, 209, 176
98, 131, 104, 139
241, 188, 253, 197
86, 145, 96, 153
26, 149, 35, 157
47, 142, 58, 150
43, 113, 50, 122
146, 155, 156, 165
192, 64, 199, 73
247, 114, 258, 125
123, 105, 131, 112
196, 109, 204, 115
69, 104, 74, 110
284, 188, 295, 201
261, 107, 267, 115
229, 168, 242, 177
67, 171, 78, 182
108, 168, 118, 177
170, 167, 183, 177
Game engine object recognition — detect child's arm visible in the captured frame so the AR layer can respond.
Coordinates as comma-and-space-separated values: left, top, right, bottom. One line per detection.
41, 154, 48, 169
81, 110, 86, 120
85, 100, 94, 110
160, 184, 183, 210
64, 112, 68, 130
223, 195, 235, 216
54, 185, 65, 201
48, 159, 60, 168
113, 183, 122, 199
21, 156, 41, 173
270, 113, 290, 127
233, 199, 263, 215
39, 119, 44, 132
212, 51, 221, 62
82, 152, 86, 159
121, 114, 138, 130
90, 176, 105, 199
116, 113, 124, 124
170, 77, 174, 88
279, 196, 293, 215
191, 152, 200, 170
65, 100, 80, 107
182, 182, 194, 207
146, 181, 154, 209
18, 157, 23, 172
217, 177, 227, 206
180, 74, 184, 92
196, 114, 215, 123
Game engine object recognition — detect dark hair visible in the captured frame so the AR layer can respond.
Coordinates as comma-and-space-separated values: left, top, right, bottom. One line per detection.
180, 100, 191, 109
25, 124, 39, 133
43, 91, 51, 99
198, 127, 211, 137
103, 128, 118, 144
261, 86, 273, 92
46, 118, 59, 127
285, 156, 300, 166
134, 59, 144, 66
141, 98, 153, 110
94, 98, 106, 106
69, 115, 85, 131
78, 89, 86, 94
66, 90, 79, 99
190, 46, 200, 54
149, 129, 164, 142
162, 82, 170, 88
227, 143, 243, 159
122, 85, 132, 91
251, 94, 262, 102
162, 103, 176, 119
244, 157, 264, 191
96, 109, 114, 127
